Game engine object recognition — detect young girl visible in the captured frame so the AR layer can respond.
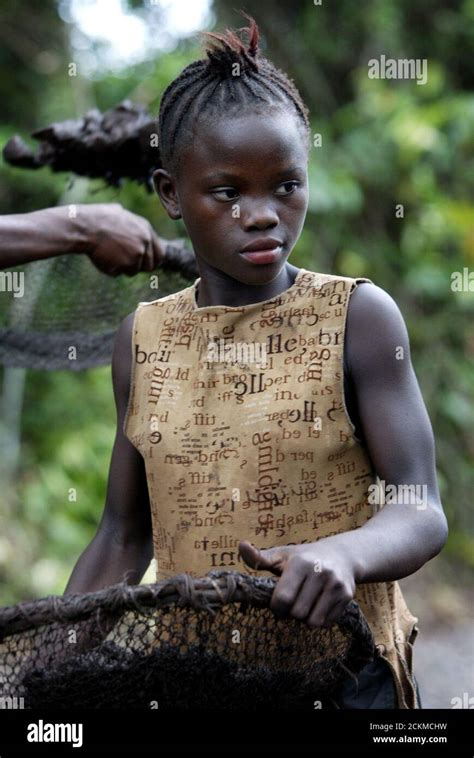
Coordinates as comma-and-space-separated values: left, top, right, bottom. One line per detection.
65, 13, 448, 710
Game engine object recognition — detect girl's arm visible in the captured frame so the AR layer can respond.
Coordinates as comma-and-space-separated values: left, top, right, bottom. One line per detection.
64, 310, 153, 594
239, 283, 448, 627
334, 281, 448, 581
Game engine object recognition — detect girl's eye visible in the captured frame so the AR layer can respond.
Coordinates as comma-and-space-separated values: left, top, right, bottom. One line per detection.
210, 181, 300, 202
211, 188, 239, 201
275, 181, 300, 196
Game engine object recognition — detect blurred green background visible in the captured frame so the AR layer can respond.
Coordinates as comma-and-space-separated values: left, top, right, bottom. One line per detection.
0, 0, 472, 626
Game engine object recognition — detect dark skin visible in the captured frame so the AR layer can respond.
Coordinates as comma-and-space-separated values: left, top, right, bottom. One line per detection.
65, 110, 448, 631
0, 203, 167, 275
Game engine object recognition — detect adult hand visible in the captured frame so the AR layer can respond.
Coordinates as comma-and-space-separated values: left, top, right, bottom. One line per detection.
238, 538, 357, 629
80, 203, 166, 276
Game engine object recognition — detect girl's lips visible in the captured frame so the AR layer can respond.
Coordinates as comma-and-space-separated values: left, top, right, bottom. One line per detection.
239, 246, 282, 264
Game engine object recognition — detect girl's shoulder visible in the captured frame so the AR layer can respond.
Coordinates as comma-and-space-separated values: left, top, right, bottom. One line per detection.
347, 280, 403, 324
344, 281, 410, 375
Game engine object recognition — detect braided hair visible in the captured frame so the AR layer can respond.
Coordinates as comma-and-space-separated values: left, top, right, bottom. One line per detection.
156, 12, 311, 177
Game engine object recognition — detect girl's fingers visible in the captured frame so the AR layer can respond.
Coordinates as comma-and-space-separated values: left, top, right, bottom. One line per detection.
307, 588, 339, 629
289, 572, 324, 621
269, 560, 307, 617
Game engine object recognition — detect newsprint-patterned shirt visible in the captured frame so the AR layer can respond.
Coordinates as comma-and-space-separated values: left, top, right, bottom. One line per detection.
124, 267, 420, 708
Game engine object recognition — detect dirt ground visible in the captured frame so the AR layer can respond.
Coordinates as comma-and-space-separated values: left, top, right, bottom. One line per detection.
399, 558, 474, 709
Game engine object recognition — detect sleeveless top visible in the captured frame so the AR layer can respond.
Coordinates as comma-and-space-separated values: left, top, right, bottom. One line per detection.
124, 267, 420, 709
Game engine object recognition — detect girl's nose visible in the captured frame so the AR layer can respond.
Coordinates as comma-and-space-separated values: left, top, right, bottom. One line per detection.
241, 199, 279, 230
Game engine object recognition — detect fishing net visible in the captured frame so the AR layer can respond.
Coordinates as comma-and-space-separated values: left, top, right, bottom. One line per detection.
0, 244, 197, 370
1, 101, 198, 370
0, 570, 375, 710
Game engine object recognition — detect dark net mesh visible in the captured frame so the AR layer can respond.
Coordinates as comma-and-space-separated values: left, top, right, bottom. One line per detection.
0, 570, 375, 710
0, 246, 197, 370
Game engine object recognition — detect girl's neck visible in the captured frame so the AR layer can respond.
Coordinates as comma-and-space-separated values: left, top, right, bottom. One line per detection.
195, 263, 301, 308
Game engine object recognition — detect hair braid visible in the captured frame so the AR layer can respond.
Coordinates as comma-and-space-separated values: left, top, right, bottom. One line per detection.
157, 11, 311, 176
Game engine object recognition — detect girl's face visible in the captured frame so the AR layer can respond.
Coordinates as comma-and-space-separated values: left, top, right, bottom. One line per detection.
154, 109, 309, 287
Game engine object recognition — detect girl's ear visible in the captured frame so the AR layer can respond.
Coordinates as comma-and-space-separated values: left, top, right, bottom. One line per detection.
152, 168, 182, 220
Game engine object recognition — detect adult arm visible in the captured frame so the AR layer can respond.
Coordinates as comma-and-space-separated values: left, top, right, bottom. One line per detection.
0, 203, 169, 275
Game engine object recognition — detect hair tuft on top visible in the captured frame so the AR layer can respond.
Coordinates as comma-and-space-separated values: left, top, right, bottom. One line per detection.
200, 12, 260, 75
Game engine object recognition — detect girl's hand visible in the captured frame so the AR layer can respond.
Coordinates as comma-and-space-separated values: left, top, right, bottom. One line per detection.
238, 538, 357, 629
